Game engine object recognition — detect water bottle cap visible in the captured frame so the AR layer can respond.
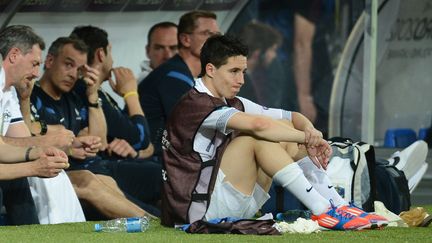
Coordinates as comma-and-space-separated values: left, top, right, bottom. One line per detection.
275, 213, 283, 221
95, 224, 101, 232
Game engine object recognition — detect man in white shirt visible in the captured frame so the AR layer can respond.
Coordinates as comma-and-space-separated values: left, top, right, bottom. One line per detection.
161, 35, 388, 230
0, 25, 84, 224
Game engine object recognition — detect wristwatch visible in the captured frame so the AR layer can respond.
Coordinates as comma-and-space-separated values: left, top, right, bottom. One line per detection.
88, 98, 102, 108
39, 120, 47, 135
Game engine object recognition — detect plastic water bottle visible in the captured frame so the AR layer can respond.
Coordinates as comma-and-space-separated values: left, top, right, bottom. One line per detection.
94, 217, 150, 233
276, 210, 312, 222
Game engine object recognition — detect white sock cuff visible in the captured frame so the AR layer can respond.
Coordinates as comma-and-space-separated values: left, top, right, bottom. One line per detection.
297, 156, 319, 171
297, 156, 326, 175
273, 163, 303, 187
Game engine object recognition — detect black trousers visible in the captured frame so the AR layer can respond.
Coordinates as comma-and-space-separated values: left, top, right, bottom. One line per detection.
70, 158, 162, 217
0, 178, 39, 225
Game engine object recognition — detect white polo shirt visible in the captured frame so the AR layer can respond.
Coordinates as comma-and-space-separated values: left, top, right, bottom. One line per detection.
193, 78, 292, 162
0, 67, 23, 136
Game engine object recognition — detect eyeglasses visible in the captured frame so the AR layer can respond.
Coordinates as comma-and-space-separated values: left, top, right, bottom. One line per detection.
189, 30, 222, 37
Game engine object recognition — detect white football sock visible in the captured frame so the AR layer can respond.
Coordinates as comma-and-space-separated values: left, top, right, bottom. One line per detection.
297, 157, 347, 207
273, 162, 330, 215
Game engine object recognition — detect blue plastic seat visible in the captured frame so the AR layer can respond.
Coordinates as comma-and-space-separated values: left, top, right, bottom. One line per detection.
384, 128, 417, 148
418, 127, 430, 140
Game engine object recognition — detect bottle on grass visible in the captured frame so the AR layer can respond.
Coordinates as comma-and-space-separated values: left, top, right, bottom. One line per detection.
94, 217, 150, 233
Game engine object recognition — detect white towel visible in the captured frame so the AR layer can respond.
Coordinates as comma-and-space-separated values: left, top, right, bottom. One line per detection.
274, 218, 321, 234
28, 170, 85, 224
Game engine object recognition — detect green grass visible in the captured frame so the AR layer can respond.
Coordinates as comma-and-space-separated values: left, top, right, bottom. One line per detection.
2, 205, 431, 243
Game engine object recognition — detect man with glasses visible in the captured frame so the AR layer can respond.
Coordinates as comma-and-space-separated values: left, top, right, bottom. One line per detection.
138, 10, 220, 161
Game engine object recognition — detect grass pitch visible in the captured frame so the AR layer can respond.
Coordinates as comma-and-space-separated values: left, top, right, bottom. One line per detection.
2, 205, 431, 243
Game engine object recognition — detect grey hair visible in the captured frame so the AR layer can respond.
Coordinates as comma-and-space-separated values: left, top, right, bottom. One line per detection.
0, 25, 45, 59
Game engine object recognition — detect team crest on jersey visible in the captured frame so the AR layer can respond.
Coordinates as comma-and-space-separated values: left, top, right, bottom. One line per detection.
162, 169, 167, 181
30, 104, 40, 120
0, 110, 11, 135
161, 130, 170, 150
30, 104, 37, 115
75, 108, 82, 121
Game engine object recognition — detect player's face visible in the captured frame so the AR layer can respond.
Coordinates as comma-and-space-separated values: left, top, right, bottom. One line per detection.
263, 43, 278, 67
186, 17, 220, 59
13, 44, 42, 86
209, 55, 247, 99
45, 43, 87, 94
147, 26, 178, 69
101, 44, 114, 80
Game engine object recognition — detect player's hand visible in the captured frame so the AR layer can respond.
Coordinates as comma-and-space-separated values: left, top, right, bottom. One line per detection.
107, 138, 138, 158
108, 67, 138, 97
306, 139, 332, 170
